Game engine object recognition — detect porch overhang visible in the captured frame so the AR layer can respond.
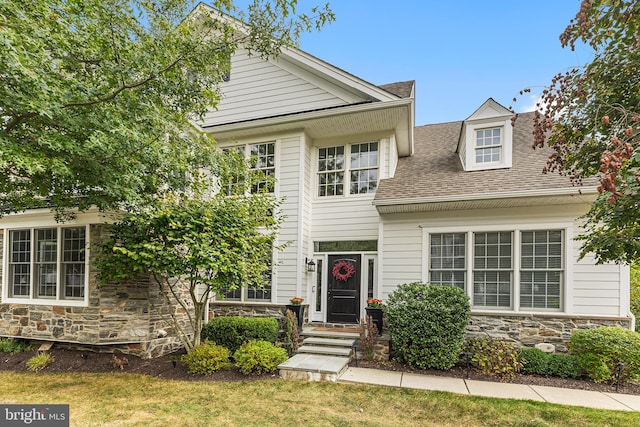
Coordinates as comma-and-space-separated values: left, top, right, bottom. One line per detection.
200, 99, 414, 156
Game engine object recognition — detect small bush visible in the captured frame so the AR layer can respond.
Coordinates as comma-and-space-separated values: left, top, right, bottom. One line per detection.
547, 353, 581, 379
519, 347, 549, 375
234, 340, 288, 375
26, 353, 54, 372
386, 283, 470, 370
201, 317, 279, 354
467, 338, 522, 378
569, 327, 640, 383
182, 342, 231, 375
0, 338, 32, 354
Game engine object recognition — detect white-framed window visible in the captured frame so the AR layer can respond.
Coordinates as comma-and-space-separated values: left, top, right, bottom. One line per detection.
473, 231, 513, 308
219, 246, 273, 303
4, 226, 88, 305
520, 230, 563, 310
222, 141, 276, 195
318, 142, 379, 197
429, 233, 466, 289
427, 228, 564, 312
475, 127, 502, 164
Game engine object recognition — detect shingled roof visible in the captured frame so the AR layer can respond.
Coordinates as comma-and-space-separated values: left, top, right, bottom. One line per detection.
378, 81, 415, 99
374, 111, 597, 209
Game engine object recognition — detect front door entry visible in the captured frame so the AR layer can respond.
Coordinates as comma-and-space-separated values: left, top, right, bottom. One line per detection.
327, 255, 361, 323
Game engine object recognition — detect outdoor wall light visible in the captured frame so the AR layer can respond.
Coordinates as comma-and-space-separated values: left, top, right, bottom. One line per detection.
305, 257, 316, 273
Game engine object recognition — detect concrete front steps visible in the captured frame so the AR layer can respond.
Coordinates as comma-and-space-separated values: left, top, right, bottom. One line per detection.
278, 325, 359, 382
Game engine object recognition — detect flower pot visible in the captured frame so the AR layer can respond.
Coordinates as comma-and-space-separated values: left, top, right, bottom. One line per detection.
285, 304, 306, 330
365, 307, 384, 335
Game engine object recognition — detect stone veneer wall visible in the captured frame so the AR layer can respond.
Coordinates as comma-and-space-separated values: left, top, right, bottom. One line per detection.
0, 225, 191, 358
466, 314, 632, 352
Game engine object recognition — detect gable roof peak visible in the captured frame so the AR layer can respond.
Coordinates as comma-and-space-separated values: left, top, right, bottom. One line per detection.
465, 98, 513, 122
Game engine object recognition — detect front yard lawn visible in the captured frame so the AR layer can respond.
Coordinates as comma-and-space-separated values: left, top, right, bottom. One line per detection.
0, 372, 638, 426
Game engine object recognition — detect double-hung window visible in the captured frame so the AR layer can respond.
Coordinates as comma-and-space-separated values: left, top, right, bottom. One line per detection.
318, 142, 378, 197
5, 226, 87, 303
429, 233, 466, 289
475, 128, 502, 164
427, 228, 564, 312
222, 142, 275, 195
473, 232, 513, 308
520, 230, 563, 309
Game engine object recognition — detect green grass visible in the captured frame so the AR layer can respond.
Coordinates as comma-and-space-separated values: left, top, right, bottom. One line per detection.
0, 372, 638, 426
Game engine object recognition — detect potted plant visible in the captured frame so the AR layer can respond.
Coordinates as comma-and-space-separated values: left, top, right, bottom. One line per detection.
365, 298, 384, 335
285, 297, 305, 330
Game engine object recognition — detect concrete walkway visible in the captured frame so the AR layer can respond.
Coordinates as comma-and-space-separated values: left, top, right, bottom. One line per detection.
338, 367, 640, 412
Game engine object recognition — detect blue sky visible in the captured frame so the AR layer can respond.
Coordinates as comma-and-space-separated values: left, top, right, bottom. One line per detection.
236, 1, 592, 126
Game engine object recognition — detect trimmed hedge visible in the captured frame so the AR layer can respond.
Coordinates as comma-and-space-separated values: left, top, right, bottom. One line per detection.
569, 326, 640, 383
519, 347, 548, 376
182, 342, 231, 375
547, 353, 580, 379
386, 282, 470, 370
201, 317, 279, 354
234, 340, 288, 375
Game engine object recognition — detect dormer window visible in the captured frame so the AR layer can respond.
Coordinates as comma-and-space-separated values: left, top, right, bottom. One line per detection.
475, 127, 502, 164
457, 99, 513, 172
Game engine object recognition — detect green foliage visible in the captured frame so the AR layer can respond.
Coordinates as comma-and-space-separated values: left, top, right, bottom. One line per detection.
0, 339, 32, 354
0, 0, 334, 217
385, 283, 470, 370
181, 342, 231, 375
517, 0, 640, 263
26, 353, 54, 372
96, 188, 283, 351
201, 317, 279, 354
569, 327, 640, 383
631, 264, 640, 332
547, 353, 581, 379
519, 347, 549, 376
233, 340, 288, 375
467, 338, 522, 378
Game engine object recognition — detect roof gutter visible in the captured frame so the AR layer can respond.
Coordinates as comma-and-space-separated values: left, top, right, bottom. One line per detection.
373, 186, 599, 207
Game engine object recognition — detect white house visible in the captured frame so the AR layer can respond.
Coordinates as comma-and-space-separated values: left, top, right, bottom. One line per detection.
0, 5, 633, 357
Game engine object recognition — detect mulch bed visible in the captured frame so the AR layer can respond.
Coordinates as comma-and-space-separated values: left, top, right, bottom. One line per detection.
2, 348, 639, 396
0, 348, 279, 382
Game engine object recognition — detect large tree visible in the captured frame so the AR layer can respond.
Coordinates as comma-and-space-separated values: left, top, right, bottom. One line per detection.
0, 0, 333, 218
523, 0, 640, 264
96, 158, 284, 350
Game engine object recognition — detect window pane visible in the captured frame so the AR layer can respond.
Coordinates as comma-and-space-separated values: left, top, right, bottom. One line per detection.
473, 232, 511, 308
520, 230, 563, 310
349, 142, 379, 195
62, 227, 86, 300
429, 233, 466, 290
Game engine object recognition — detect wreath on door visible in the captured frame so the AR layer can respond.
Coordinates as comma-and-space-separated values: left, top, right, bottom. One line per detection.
332, 260, 355, 281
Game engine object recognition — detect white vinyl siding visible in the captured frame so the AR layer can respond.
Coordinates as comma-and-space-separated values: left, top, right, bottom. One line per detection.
201, 50, 357, 127
380, 205, 625, 318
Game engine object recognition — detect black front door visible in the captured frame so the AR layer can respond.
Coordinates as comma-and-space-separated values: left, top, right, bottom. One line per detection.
327, 255, 360, 323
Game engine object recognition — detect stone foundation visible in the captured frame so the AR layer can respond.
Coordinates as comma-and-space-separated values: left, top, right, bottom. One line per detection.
0, 225, 191, 359
466, 313, 632, 352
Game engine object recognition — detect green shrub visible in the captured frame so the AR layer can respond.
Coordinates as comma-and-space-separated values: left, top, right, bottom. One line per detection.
386, 282, 470, 370
547, 353, 581, 379
0, 338, 32, 354
201, 317, 278, 354
26, 353, 54, 372
182, 342, 231, 375
467, 338, 522, 378
234, 340, 288, 375
519, 347, 549, 375
569, 327, 640, 383
631, 264, 640, 332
